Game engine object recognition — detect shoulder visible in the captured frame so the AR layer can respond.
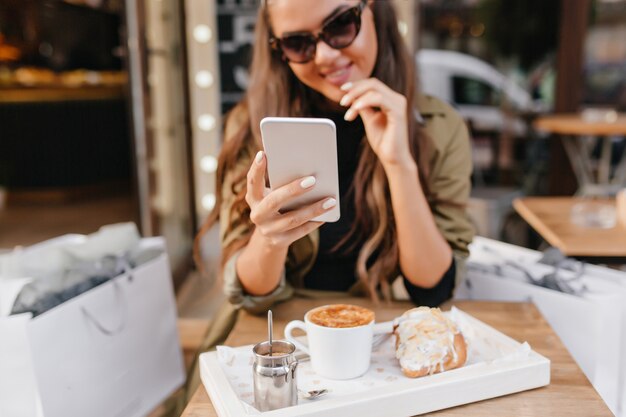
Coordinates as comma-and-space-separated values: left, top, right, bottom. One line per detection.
416, 94, 465, 131
416, 94, 470, 156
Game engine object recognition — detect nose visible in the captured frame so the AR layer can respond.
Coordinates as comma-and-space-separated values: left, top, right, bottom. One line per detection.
314, 39, 341, 66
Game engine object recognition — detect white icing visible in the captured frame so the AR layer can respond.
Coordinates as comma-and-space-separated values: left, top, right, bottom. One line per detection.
394, 307, 462, 374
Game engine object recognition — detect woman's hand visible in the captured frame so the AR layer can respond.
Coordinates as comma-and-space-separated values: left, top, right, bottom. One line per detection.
245, 151, 336, 248
340, 78, 414, 169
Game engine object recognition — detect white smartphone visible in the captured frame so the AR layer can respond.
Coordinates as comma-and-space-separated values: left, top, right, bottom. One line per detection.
260, 117, 340, 222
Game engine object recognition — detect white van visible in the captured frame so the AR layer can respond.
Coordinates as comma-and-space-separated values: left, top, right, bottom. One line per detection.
416, 49, 536, 137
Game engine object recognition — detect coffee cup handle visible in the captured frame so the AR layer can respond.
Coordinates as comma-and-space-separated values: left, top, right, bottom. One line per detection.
373, 321, 394, 335
284, 320, 309, 355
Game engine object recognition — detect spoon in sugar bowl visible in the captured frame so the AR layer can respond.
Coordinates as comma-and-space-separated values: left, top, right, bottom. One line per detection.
268, 310, 273, 356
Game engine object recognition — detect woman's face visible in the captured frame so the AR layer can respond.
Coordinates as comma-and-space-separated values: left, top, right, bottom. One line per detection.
267, 0, 378, 104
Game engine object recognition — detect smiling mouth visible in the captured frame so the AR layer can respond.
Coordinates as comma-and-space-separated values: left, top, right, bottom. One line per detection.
322, 64, 353, 85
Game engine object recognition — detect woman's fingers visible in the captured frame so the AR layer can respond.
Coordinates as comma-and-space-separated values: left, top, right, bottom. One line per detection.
256, 175, 317, 214
352, 91, 388, 112
263, 197, 337, 234
245, 151, 337, 246
340, 79, 402, 121
339, 78, 389, 107
245, 151, 267, 208
248, 164, 320, 230
344, 90, 390, 121
269, 220, 325, 248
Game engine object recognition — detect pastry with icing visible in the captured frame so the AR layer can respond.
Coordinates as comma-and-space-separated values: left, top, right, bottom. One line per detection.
393, 307, 467, 378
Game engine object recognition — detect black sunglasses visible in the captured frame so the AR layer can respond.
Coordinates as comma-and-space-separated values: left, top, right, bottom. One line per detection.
269, 0, 368, 64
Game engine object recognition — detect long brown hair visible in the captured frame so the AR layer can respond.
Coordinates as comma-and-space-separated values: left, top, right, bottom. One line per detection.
194, 0, 432, 302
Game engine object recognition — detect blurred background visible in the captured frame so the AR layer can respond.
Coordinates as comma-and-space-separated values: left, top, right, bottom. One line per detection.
1, 0, 625, 306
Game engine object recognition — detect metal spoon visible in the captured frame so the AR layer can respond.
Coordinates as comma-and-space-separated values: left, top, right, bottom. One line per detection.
268, 310, 273, 357
299, 389, 329, 400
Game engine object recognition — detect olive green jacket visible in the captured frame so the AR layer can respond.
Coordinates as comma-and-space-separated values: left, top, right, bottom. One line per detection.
219, 95, 474, 314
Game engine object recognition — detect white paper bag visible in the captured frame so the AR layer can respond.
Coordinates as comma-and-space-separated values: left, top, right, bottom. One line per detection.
0, 237, 185, 417
0, 313, 40, 417
456, 237, 626, 417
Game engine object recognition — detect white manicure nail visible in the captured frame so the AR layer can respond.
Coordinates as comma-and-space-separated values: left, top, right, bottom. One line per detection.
339, 95, 350, 107
322, 198, 337, 210
340, 82, 353, 91
255, 151, 263, 164
344, 109, 355, 121
300, 176, 316, 189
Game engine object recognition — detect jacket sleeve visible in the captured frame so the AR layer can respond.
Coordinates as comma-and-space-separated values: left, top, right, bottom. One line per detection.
221, 249, 294, 315
218, 110, 294, 315
429, 117, 474, 256
426, 109, 475, 290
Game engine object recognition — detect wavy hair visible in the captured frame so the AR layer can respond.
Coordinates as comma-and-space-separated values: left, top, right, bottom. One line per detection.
195, 0, 433, 302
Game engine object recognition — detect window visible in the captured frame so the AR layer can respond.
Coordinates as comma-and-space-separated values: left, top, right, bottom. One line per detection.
452, 76, 501, 107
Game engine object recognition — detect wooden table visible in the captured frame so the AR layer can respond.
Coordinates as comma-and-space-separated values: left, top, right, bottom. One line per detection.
181, 298, 612, 417
513, 196, 626, 262
534, 113, 626, 196
178, 318, 211, 370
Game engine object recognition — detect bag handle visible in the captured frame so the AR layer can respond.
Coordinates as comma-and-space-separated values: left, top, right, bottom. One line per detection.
81, 278, 128, 336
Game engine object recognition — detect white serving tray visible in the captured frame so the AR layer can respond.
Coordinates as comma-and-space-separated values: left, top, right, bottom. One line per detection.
200, 308, 550, 417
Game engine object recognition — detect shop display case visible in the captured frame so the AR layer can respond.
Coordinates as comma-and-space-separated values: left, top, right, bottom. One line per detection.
0, 0, 131, 195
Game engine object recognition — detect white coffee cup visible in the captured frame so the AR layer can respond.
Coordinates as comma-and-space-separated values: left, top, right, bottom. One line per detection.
284, 304, 384, 380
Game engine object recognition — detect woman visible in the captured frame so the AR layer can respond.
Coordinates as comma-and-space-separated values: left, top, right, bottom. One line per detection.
196, 0, 474, 314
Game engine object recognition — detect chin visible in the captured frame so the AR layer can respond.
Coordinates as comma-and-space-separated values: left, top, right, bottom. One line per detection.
321, 87, 344, 105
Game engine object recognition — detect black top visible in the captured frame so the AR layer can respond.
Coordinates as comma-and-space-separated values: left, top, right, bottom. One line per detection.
303, 110, 364, 292
301, 111, 455, 307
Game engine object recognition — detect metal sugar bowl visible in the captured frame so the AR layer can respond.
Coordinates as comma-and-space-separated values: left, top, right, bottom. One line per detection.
252, 311, 298, 411
252, 340, 299, 411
